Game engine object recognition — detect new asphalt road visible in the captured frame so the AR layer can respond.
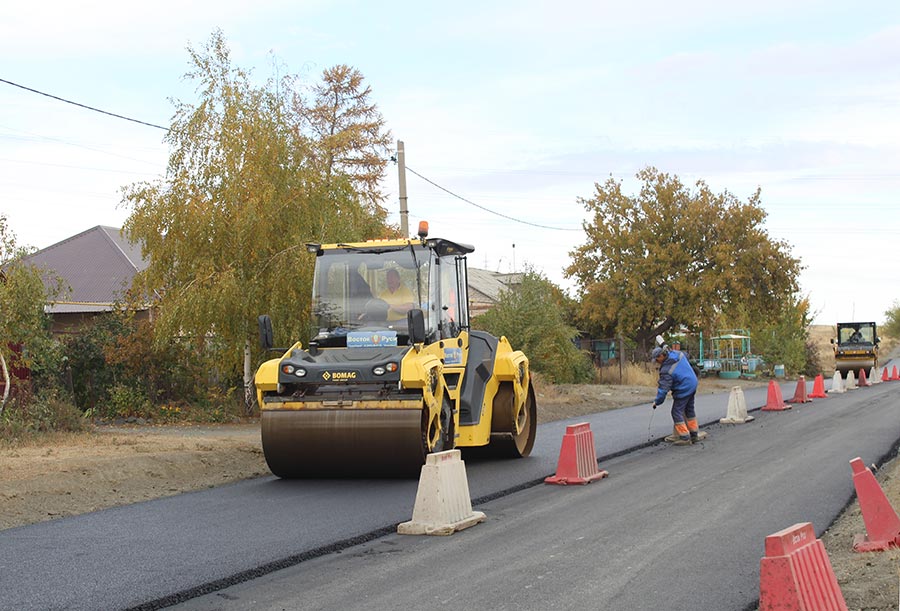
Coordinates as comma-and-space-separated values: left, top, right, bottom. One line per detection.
2, 367, 899, 610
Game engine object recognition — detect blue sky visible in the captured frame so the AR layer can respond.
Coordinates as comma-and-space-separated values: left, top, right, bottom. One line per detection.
2, 1, 898, 326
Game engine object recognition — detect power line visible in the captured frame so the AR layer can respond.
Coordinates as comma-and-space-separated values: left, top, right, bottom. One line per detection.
0, 77, 169, 131
0, 124, 165, 166
2, 77, 580, 232
405, 165, 581, 232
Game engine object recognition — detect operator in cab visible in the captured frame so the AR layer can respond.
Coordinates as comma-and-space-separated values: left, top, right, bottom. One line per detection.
379, 268, 415, 321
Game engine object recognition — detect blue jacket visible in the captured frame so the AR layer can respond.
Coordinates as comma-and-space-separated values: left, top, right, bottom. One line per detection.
654, 350, 699, 406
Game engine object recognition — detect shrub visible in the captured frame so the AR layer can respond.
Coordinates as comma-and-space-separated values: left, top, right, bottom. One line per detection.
102, 384, 154, 420
0, 389, 87, 441
472, 269, 594, 384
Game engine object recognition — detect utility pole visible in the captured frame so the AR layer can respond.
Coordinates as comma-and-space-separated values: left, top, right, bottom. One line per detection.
396, 140, 409, 238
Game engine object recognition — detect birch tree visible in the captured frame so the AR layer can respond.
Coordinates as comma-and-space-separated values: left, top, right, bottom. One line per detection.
0, 215, 58, 413
122, 31, 393, 410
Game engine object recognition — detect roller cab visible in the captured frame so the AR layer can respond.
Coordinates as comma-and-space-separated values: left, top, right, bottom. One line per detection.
255, 226, 536, 477
831, 322, 879, 379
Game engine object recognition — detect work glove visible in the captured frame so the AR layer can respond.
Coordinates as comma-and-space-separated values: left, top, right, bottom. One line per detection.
651, 403, 657, 410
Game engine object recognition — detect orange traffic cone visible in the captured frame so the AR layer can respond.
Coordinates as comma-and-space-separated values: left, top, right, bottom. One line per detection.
545, 423, 609, 485
858, 368, 871, 387
761, 380, 791, 411
809, 374, 828, 399
759, 523, 847, 609
849, 457, 900, 552
787, 376, 811, 403
892, 365, 900, 381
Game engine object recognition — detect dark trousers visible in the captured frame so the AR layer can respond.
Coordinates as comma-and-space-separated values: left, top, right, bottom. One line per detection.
671, 392, 698, 439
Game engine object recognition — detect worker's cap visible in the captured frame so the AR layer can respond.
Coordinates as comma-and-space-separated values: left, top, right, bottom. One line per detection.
650, 346, 667, 360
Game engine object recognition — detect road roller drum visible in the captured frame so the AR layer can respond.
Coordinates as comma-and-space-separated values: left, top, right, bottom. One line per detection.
261, 409, 427, 478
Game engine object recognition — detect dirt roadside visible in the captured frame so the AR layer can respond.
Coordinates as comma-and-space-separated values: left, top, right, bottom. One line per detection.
1, 375, 898, 610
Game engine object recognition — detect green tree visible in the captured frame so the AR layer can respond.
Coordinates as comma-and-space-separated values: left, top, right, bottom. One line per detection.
883, 301, 900, 339
0, 215, 61, 412
471, 269, 594, 384
750, 296, 815, 375
122, 30, 393, 409
298, 64, 393, 213
567, 167, 802, 351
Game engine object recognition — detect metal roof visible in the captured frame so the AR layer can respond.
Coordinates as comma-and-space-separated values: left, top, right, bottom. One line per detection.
467, 267, 518, 304
23, 226, 148, 313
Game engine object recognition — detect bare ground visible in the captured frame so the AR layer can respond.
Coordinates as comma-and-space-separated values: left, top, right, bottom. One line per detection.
1, 373, 897, 609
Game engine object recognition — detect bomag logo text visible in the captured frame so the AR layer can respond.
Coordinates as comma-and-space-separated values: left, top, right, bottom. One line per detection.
322, 371, 357, 381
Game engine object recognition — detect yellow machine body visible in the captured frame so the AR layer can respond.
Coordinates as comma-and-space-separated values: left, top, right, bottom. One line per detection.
254, 234, 536, 477
832, 322, 879, 379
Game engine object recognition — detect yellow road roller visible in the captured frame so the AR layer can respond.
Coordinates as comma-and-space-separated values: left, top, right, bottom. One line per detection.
254, 223, 536, 477
831, 321, 879, 379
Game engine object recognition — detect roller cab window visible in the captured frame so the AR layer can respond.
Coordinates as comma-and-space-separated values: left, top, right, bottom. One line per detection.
310, 246, 434, 347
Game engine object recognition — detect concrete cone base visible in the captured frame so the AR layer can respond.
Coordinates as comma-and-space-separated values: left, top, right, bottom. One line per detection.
828, 371, 845, 394
398, 450, 485, 536
870, 367, 881, 384
398, 511, 486, 536
720, 386, 755, 423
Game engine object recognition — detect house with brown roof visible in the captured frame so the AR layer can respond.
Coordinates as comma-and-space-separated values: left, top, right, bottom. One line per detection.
23, 226, 149, 335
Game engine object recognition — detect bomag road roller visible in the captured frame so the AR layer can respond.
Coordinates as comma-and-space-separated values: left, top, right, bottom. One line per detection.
831, 321, 880, 379
254, 222, 536, 477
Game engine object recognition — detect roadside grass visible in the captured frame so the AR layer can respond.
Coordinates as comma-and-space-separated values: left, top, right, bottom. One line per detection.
0, 429, 99, 451
95, 385, 249, 424
1, 385, 250, 448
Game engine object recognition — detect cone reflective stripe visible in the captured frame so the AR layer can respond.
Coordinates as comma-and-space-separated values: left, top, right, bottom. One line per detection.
809, 374, 828, 399
720, 386, 754, 423
761, 380, 791, 411
545, 422, 609, 485
759, 522, 847, 610
829, 371, 845, 394
845, 370, 858, 390
857, 368, 871, 387
849, 457, 900, 552
787, 376, 811, 404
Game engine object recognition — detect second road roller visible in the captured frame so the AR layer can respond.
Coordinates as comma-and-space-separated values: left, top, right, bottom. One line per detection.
254, 222, 537, 477
831, 321, 880, 379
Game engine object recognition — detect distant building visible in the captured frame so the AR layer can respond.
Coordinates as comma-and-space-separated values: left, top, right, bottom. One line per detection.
466, 268, 521, 317
22, 226, 149, 335
21, 226, 516, 334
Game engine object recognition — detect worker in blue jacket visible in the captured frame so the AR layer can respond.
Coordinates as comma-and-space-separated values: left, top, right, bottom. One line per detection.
651, 344, 700, 446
